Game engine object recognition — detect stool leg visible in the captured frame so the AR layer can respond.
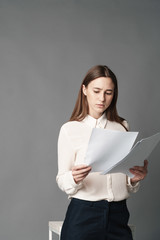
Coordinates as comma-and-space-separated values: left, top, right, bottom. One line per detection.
49, 229, 52, 240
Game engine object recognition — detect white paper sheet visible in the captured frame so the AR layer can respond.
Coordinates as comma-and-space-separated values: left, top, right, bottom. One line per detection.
102, 132, 160, 177
85, 129, 160, 178
85, 129, 138, 173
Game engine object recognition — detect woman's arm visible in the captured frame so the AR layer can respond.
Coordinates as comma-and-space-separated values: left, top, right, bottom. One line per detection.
56, 125, 91, 195
56, 125, 80, 195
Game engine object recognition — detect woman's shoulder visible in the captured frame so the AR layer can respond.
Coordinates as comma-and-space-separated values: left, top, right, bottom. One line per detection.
107, 119, 129, 131
60, 120, 81, 129
60, 120, 89, 134
122, 120, 129, 130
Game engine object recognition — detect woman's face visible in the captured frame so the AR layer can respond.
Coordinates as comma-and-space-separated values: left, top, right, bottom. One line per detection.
83, 77, 114, 119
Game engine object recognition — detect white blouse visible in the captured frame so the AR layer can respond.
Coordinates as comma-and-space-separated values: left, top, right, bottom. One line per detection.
56, 113, 140, 202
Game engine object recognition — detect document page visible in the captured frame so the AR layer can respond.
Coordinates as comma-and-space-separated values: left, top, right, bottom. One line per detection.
85, 129, 138, 173
85, 129, 160, 178
103, 132, 160, 177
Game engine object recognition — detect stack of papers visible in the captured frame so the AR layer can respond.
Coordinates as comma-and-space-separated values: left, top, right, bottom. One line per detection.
85, 129, 160, 177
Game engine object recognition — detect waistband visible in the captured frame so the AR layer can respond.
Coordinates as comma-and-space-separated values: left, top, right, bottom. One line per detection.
71, 197, 127, 210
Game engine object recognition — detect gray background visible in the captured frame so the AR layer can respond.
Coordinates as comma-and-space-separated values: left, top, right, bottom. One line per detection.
0, 0, 160, 239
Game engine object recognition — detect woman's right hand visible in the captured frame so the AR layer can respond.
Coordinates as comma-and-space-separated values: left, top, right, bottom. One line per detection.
72, 165, 92, 184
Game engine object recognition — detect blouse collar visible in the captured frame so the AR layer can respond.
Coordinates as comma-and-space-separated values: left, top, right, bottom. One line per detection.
82, 113, 107, 128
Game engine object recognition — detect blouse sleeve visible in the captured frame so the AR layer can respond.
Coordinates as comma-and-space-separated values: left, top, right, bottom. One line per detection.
127, 176, 140, 193
56, 125, 83, 195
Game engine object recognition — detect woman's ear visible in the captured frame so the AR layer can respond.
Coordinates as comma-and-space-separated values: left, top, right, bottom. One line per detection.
82, 85, 87, 96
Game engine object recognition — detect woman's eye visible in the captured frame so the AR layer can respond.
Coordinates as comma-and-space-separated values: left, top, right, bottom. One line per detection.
94, 91, 99, 93
105, 92, 112, 95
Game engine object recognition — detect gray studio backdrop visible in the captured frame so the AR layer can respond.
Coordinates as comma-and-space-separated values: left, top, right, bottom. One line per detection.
0, 0, 160, 240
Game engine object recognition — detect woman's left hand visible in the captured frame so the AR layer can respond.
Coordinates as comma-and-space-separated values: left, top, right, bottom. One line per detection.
130, 159, 148, 184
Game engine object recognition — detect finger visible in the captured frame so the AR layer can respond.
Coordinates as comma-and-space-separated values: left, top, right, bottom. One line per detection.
73, 167, 91, 175
130, 169, 141, 176
131, 165, 148, 173
74, 172, 90, 183
72, 170, 90, 177
130, 167, 144, 173
72, 168, 91, 176
130, 168, 147, 176
72, 165, 91, 171
74, 172, 90, 180
130, 169, 146, 181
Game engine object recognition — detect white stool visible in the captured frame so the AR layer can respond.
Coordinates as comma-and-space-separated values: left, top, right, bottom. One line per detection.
48, 221, 135, 240
49, 221, 63, 240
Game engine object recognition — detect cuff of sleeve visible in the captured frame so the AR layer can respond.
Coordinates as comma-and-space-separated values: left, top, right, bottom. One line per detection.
127, 177, 140, 192
56, 171, 83, 195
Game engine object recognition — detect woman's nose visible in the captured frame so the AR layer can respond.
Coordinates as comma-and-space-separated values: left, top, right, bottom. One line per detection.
99, 93, 105, 102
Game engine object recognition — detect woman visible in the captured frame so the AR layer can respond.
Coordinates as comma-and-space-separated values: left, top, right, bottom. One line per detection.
56, 65, 148, 240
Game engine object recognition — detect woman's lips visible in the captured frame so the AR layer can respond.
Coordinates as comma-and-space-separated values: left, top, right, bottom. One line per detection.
96, 104, 105, 108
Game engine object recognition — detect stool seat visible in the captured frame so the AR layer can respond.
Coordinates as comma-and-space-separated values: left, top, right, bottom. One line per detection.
49, 221, 63, 236
48, 221, 135, 240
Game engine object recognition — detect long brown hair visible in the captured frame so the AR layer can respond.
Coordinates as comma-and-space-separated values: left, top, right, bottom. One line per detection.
70, 65, 127, 130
